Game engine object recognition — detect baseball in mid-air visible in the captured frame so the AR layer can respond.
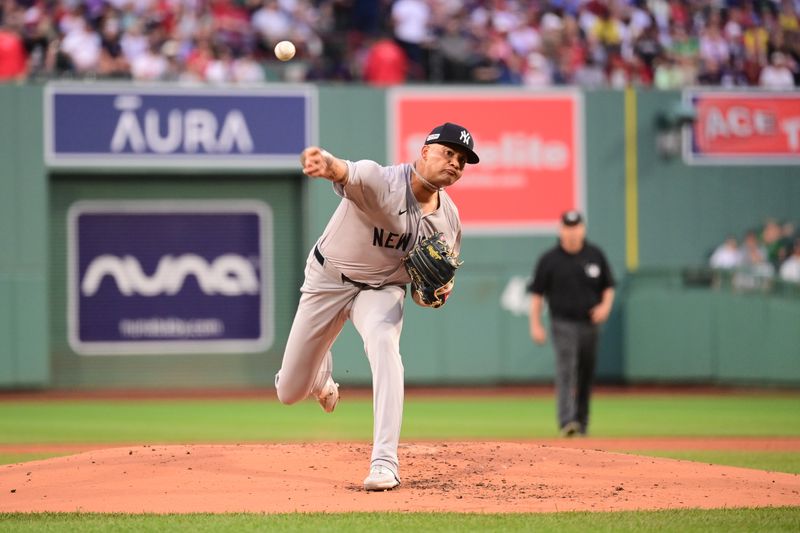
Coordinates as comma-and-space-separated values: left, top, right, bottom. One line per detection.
274, 40, 296, 61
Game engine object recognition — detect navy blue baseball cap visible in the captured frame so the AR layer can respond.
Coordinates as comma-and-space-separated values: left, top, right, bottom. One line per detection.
425, 122, 480, 164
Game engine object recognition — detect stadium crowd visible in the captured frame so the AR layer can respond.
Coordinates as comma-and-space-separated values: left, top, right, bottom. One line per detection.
709, 219, 800, 286
0, 0, 798, 87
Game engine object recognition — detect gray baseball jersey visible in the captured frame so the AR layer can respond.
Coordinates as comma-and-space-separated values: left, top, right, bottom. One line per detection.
319, 159, 461, 285
275, 159, 462, 480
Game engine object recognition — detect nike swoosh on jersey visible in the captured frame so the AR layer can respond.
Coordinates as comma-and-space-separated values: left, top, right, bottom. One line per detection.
399, 209, 408, 215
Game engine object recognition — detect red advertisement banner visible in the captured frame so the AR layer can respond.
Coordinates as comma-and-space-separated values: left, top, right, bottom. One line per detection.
686, 92, 800, 164
390, 90, 583, 232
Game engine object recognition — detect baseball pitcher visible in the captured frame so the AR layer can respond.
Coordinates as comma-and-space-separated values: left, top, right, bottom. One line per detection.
274, 122, 479, 490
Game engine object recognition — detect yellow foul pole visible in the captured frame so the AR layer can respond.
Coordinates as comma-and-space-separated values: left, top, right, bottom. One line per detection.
624, 87, 640, 272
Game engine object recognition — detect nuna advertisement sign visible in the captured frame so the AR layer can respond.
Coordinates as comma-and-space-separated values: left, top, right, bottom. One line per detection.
389, 89, 584, 233
67, 200, 273, 355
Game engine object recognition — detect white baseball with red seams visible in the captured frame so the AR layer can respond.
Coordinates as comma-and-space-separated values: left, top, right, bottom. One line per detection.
274, 40, 295, 61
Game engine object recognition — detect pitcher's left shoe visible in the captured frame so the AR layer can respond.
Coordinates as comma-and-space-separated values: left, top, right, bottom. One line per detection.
317, 377, 339, 413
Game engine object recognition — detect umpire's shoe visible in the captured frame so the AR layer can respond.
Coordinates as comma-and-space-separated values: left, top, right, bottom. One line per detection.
364, 465, 400, 491
317, 377, 339, 413
560, 421, 581, 438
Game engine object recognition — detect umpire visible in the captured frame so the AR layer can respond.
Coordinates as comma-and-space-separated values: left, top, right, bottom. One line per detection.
527, 210, 615, 437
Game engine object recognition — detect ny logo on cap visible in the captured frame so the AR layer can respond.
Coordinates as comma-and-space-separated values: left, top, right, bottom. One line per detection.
460, 130, 471, 145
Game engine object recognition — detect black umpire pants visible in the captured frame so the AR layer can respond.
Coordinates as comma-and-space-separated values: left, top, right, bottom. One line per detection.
551, 318, 598, 433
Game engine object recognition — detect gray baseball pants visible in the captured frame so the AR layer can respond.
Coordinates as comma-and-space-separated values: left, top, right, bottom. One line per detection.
550, 318, 598, 433
275, 251, 406, 478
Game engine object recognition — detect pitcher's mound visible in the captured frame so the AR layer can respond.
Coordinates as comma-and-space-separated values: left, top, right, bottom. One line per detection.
1, 442, 798, 513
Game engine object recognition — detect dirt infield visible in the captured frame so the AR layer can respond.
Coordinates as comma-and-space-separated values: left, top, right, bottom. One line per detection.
1, 440, 799, 514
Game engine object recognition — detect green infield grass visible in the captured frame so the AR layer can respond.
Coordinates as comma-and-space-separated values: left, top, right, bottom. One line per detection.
1, 508, 799, 532
1, 393, 798, 444
628, 450, 800, 474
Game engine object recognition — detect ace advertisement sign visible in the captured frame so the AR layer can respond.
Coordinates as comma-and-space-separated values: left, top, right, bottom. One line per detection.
389, 89, 584, 233
684, 91, 800, 165
67, 200, 273, 355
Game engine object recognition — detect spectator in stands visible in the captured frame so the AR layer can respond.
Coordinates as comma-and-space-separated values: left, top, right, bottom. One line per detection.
699, 17, 731, 82
184, 37, 214, 82
1, 0, 798, 87
759, 51, 796, 88
390, 0, 430, 80
741, 229, 769, 269
762, 218, 785, 269
522, 50, 551, 87
0, 18, 27, 81
252, 0, 292, 47
97, 14, 129, 78
709, 235, 743, 270
743, 17, 770, 79
205, 43, 235, 84
589, 3, 622, 58
160, 39, 183, 82
59, 16, 101, 74
119, 19, 149, 69
573, 52, 606, 88
653, 55, 685, 89
232, 48, 266, 83
506, 10, 541, 58
777, 221, 797, 265
209, 0, 250, 55
361, 34, 407, 86
666, 22, 700, 85
779, 239, 800, 283
632, 19, 663, 82
131, 39, 169, 81
779, 0, 800, 35
733, 229, 775, 291
431, 16, 477, 83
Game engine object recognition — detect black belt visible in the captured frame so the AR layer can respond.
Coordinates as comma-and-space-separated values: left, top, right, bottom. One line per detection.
314, 246, 371, 289
313, 245, 326, 267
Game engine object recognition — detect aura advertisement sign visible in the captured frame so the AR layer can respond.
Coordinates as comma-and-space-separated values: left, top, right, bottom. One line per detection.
45, 84, 316, 168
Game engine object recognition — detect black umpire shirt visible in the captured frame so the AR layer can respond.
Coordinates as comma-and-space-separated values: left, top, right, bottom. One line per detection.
527, 240, 615, 322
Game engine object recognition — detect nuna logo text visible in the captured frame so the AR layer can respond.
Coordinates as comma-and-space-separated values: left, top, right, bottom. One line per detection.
81, 254, 260, 297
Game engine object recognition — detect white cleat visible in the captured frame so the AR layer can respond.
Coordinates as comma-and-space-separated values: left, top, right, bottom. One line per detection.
363, 465, 400, 491
317, 377, 339, 413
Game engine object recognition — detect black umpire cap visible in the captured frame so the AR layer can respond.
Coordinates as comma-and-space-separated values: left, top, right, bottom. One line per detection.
561, 210, 583, 226
425, 122, 480, 164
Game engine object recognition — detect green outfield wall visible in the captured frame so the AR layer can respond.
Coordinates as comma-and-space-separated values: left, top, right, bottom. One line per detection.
0, 84, 797, 389
625, 271, 800, 384
0, 85, 49, 387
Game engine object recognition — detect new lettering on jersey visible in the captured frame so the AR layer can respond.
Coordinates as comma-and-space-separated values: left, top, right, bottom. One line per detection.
67, 200, 273, 355
389, 89, 584, 233
684, 91, 800, 165
45, 84, 316, 168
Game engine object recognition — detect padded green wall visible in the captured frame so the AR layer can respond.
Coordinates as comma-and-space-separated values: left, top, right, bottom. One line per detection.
0, 85, 48, 387
0, 84, 797, 389
625, 273, 800, 384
